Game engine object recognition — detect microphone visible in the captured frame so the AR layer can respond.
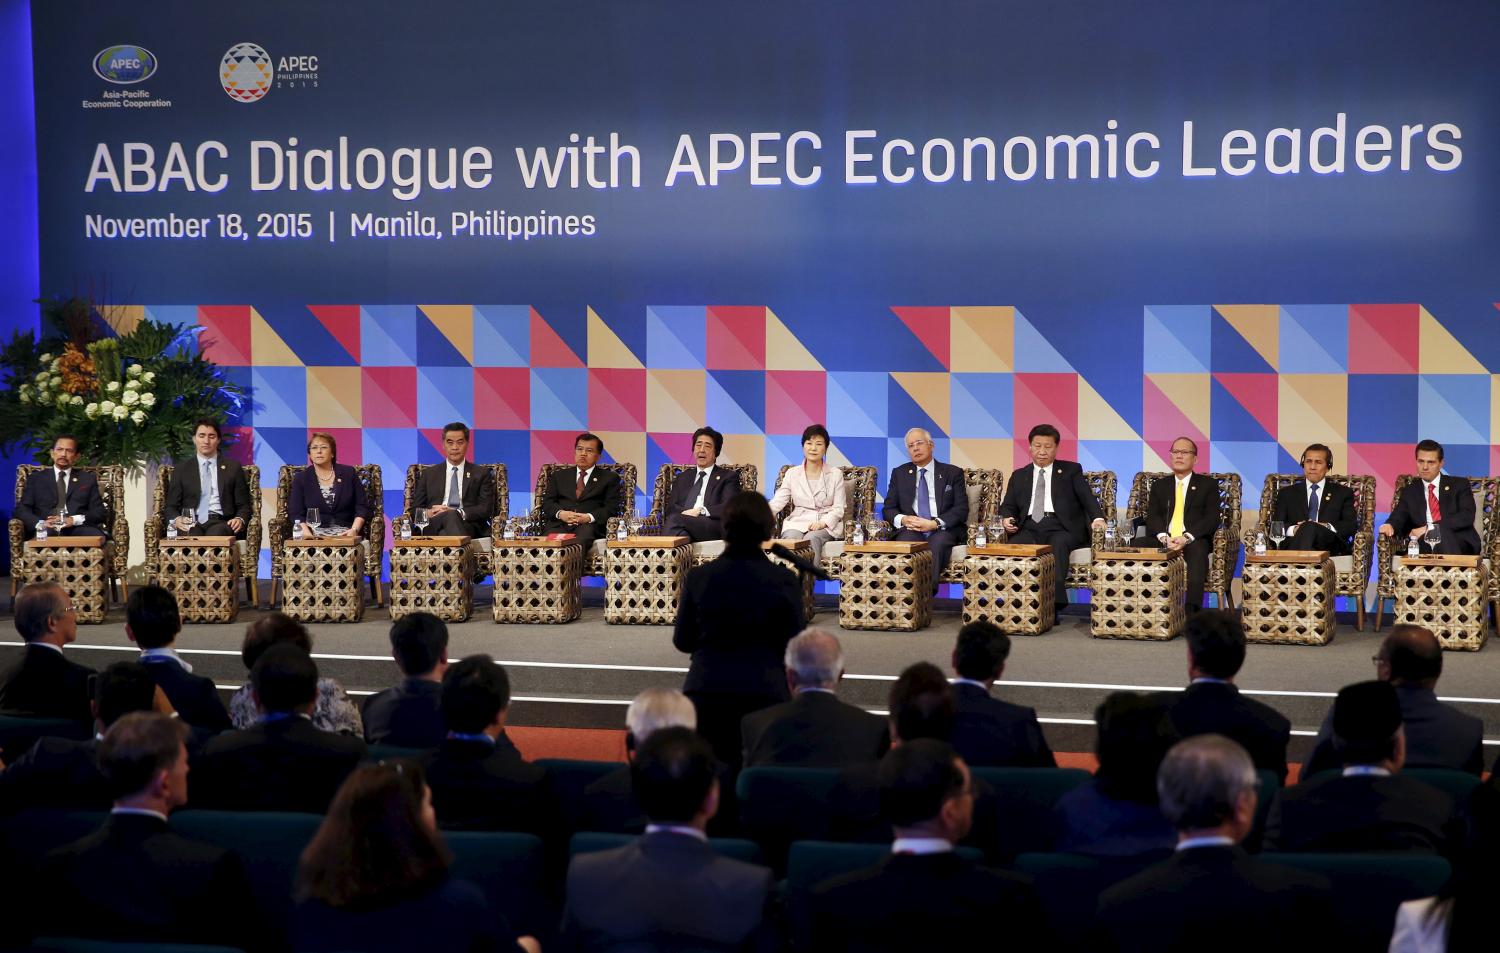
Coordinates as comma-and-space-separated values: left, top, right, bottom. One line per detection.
769, 542, 834, 581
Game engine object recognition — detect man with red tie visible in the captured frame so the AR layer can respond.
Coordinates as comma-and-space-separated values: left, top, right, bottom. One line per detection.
1379, 439, 1482, 555
540, 432, 623, 550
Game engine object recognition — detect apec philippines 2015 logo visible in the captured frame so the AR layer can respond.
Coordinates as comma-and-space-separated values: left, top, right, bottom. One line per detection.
92, 45, 157, 84
221, 42, 274, 102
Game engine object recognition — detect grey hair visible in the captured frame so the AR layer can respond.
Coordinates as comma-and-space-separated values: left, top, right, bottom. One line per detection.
784, 628, 844, 689
625, 687, 697, 742
1157, 734, 1257, 831
903, 428, 933, 445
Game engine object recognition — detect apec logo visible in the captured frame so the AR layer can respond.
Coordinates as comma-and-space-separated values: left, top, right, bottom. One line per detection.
221, 42, 274, 102
92, 45, 158, 84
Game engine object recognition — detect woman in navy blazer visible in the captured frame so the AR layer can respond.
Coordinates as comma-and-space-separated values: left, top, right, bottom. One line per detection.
286, 431, 370, 538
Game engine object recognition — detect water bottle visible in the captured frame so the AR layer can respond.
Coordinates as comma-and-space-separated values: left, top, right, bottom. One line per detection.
974, 523, 987, 547
503, 519, 516, 541
400, 517, 412, 541
851, 520, 866, 546
1254, 532, 1267, 556
615, 519, 627, 541
1407, 535, 1419, 558
292, 520, 303, 541
35, 519, 47, 541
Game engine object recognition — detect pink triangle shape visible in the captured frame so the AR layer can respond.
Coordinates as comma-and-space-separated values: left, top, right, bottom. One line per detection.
475, 368, 528, 429
1213, 373, 1278, 438
707, 306, 765, 369
308, 305, 360, 363
1142, 377, 1206, 445
530, 307, 585, 368
1349, 304, 1417, 373
891, 307, 950, 369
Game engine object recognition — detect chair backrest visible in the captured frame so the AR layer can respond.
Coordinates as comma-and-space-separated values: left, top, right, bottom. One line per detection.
401, 462, 509, 530
961, 467, 1004, 528
168, 810, 323, 936
1127, 471, 1243, 537
1256, 472, 1376, 537
0, 713, 93, 759
647, 462, 760, 520
363, 743, 430, 763
537, 757, 626, 832
145, 463, 261, 579
529, 462, 637, 524
1387, 473, 1500, 543
736, 766, 840, 847
969, 766, 1092, 858
29, 937, 245, 953
568, 831, 766, 866
1265, 852, 1452, 951
269, 463, 385, 577
445, 830, 550, 939
770, 464, 875, 536
1402, 767, 1484, 803
1082, 470, 1118, 524
1013, 851, 1165, 948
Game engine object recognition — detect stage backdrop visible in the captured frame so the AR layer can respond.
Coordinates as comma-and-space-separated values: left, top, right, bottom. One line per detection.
17, 0, 1500, 573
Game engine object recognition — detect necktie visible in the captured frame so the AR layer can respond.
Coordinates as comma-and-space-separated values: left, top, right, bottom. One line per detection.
690, 469, 707, 507
916, 468, 933, 519
1030, 468, 1047, 522
197, 461, 213, 524
1307, 485, 1320, 523
56, 471, 68, 516
447, 467, 461, 506
576, 469, 587, 500
1427, 483, 1441, 523
1168, 479, 1186, 537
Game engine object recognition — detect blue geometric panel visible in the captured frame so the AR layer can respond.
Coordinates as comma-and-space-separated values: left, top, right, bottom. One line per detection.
258, 304, 356, 366
647, 306, 706, 369
1210, 378, 1275, 442
827, 372, 888, 437
1280, 305, 1348, 373
1210, 441, 1281, 511
361, 306, 418, 367
416, 311, 470, 367
1210, 309, 1275, 374
887, 375, 945, 439
362, 428, 419, 492
834, 436, 890, 501
706, 370, 764, 434
143, 305, 199, 330
1417, 374, 1489, 445
530, 368, 588, 430
472, 429, 532, 515
251, 426, 311, 474
1348, 374, 1417, 442
1143, 306, 1210, 374
249, 366, 307, 428
1440, 444, 1490, 481
417, 367, 474, 429
473, 305, 530, 367
765, 434, 805, 485
1014, 311, 1075, 373
950, 373, 1012, 438
1077, 440, 1142, 514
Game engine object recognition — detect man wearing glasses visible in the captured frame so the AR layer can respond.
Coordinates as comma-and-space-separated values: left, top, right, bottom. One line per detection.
1145, 437, 1221, 614
15, 435, 108, 539
0, 582, 94, 721
539, 432, 622, 550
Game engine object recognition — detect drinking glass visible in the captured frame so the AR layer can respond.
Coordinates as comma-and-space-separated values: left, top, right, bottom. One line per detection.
1268, 520, 1286, 549
414, 507, 430, 536
306, 508, 321, 537
628, 517, 643, 537
1425, 523, 1442, 551
178, 508, 196, 532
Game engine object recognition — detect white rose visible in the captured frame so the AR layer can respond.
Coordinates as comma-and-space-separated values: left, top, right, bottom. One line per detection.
98, 400, 116, 414
38, 352, 51, 363
55, 393, 70, 408
18, 384, 29, 397
19, 391, 29, 404
131, 409, 146, 425
51, 359, 62, 373
34, 372, 48, 386
121, 390, 140, 406
71, 395, 83, 406
142, 371, 155, 384
138, 392, 156, 408
127, 364, 142, 377
85, 402, 99, 419
106, 381, 120, 393
112, 405, 129, 421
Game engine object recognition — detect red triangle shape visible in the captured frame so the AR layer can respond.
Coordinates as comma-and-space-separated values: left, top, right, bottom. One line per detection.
1213, 373, 1278, 439
308, 305, 360, 363
891, 307, 950, 369
707, 306, 766, 369
530, 307, 585, 368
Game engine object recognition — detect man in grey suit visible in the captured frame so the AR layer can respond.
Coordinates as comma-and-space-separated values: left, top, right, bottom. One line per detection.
162, 420, 250, 538
410, 421, 496, 538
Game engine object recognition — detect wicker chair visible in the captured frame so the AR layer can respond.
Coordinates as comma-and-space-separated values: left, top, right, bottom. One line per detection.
266, 464, 386, 609
636, 463, 759, 567
8, 464, 130, 602
868, 467, 1006, 587
1373, 475, 1500, 632
528, 462, 637, 576
1125, 471, 1242, 610
144, 463, 261, 606
401, 463, 509, 580
1050, 470, 1118, 599
772, 464, 878, 580
1255, 473, 1376, 631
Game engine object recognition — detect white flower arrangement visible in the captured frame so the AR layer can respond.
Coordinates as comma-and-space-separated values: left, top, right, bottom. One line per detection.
84, 402, 99, 419
138, 392, 156, 408
98, 399, 116, 414
111, 404, 129, 421
127, 364, 142, 377
130, 409, 146, 425
105, 380, 120, 393
142, 370, 155, 384
121, 390, 140, 406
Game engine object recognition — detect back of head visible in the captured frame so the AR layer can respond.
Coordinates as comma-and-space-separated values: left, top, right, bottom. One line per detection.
14, 582, 67, 642
722, 490, 774, 550
1157, 734, 1256, 833
125, 584, 181, 649
631, 726, 716, 824
1093, 692, 1180, 804
93, 662, 160, 729
1332, 680, 1403, 766
440, 655, 509, 734
1382, 625, 1442, 686
889, 661, 955, 742
251, 643, 320, 714
1185, 610, 1246, 680
878, 738, 965, 827
99, 711, 188, 801
388, 612, 448, 677
625, 687, 697, 747
952, 621, 1010, 681
784, 628, 844, 690
241, 612, 313, 670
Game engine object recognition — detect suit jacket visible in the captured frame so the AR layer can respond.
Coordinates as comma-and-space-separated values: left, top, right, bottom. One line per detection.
666, 464, 742, 521
292, 877, 516, 953
1145, 472, 1221, 541
411, 460, 496, 533
579, 765, 647, 835
1301, 683, 1485, 778
15, 467, 108, 534
1386, 475, 1482, 553
950, 681, 1057, 768
541, 466, 624, 530
828, 764, 1003, 857
741, 691, 889, 768
1148, 682, 1291, 784
1265, 772, 1455, 855
361, 677, 446, 748
769, 464, 847, 537
163, 456, 252, 530
287, 463, 370, 536
998, 460, 1103, 543
674, 551, 805, 698
0, 644, 95, 722
419, 733, 551, 834
1270, 479, 1357, 552
1052, 779, 1176, 858
559, 830, 777, 953
881, 461, 968, 532
810, 851, 1044, 953
1093, 845, 1333, 952
0, 736, 110, 814
193, 715, 366, 812
139, 655, 232, 732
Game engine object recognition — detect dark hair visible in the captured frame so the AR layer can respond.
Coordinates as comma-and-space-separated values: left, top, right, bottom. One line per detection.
52, 434, 80, 451
298, 762, 450, 909
878, 739, 966, 827
1382, 624, 1442, 684
1171, 436, 1198, 454
389, 613, 448, 677
93, 662, 161, 729
723, 490, 775, 551
126, 584, 181, 649
889, 662, 955, 742
441, 421, 471, 440
252, 643, 320, 713
441, 655, 510, 733
1427, 778, 1500, 945
13, 582, 68, 642
1415, 439, 1444, 461
1093, 692, 1180, 803
1335, 725, 1401, 767
192, 418, 222, 438
1027, 424, 1061, 444
691, 426, 723, 456
241, 612, 313, 670
631, 726, 717, 824
98, 712, 188, 800
1185, 610, 1246, 679
953, 621, 1010, 680
307, 431, 338, 463
1300, 443, 1333, 467
801, 424, 830, 447
574, 432, 605, 454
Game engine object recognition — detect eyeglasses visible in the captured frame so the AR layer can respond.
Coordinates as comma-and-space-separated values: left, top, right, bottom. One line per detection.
1170, 449, 1196, 456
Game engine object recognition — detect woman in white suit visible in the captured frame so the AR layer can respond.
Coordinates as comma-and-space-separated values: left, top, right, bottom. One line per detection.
769, 424, 846, 565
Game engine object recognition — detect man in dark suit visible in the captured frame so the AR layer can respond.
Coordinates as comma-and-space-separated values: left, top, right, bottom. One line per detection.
948, 621, 1055, 767
410, 420, 496, 538
1266, 681, 1455, 855
662, 425, 741, 542
560, 727, 777, 952
1379, 438, 1482, 555
362, 612, 449, 749
1093, 735, 1333, 952
1147, 611, 1291, 784
14, 434, 108, 538
1146, 436, 1221, 613
1301, 625, 1483, 777
162, 418, 251, 538
998, 423, 1105, 608
124, 585, 230, 731
193, 644, 366, 812
419, 654, 550, 834
580, 687, 699, 835
1269, 443, 1357, 555
0, 582, 94, 722
540, 431, 623, 551
882, 427, 968, 580
741, 629, 888, 768
811, 739, 1044, 952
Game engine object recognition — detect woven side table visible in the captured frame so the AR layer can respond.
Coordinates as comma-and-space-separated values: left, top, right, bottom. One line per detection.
1090, 548, 1185, 641
1394, 554, 1488, 651
281, 536, 365, 623
838, 541, 934, 632
765, 538, 817, 621
389, 536, 475, 622
963, 544, 1055, 635
1242, 551, 1336, 645
158, 536, 239, 623
605, 536, 691, 625
25, 537, 110, 623
493, 538, 584, 624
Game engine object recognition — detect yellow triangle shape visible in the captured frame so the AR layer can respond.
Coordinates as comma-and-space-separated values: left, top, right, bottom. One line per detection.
593, 431, 648, 491
1215, 305, 1278, 369
950, 438, 1011, 470
107, 305, 145, 336
1142, 444, 1169, 472
1077, 378, 1140, 440
307, 367, 362, 427
951, 307, 1013, 372
250, 308, 301, 366
1145, 373, 1210, 436
419, 305, 474, 364
647, 370, 703, 432
1278, 374, 1346, 442
1419, 306, 1486, 374
891, 372, 951, 435
587, 306, 644, 369
766, 308, 823, 370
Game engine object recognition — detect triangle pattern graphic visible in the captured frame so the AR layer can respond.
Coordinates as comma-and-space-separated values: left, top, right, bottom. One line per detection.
950, 376, 1006, 438
473, 305, 529, 366
588, 307, 645, 369
415, 310, 470, 366
1419, 377, 1487, 444
826, 376, 886, 437
646, 307, 704, 369
1145, 373, 1210, 436
531, 371, 585, 429
1143, 376, 1207, 444
1143, 307, 1210, 374
419, 306, 475, 364
309, 369, 362, 426
1278, 308, 1344, 374
1014, 310, 1074, 373
1214, 305, 1278, 370
1077, 378, 1140, 440
950, 307, 1013, 372
474, 371, 527, 429
418, 368, 466, 425
705, 372, 762, 434
1210, 377, 1276, 442
360, 308, 417, 366
891, 372, 951, 435
707, 307, 764, 369
1213, 373, 1278, 438
1418, 307, 1487, 374
766, 308, 823, 370
888, 375, 945, 439
1210, 309, 1276, 374
250, 308, 301, 366
531, 308, 586, 368
891, 307, 950, 369
308, 306, 360, 363
1280, 376, 1346, 438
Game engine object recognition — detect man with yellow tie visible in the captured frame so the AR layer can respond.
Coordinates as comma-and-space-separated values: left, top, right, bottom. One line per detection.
1145, 437, 1222, 614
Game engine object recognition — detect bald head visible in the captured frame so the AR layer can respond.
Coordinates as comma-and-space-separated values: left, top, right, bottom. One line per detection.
784, 628, 845, 691
1379, 625, 1442, 687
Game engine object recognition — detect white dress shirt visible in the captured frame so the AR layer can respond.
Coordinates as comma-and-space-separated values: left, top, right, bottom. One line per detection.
197, 455, 222, 515
53, 467, 84, 524
896, 464, 944, 530
576, 466, 595, 522
891, 837, 954, 855
690, 465, 715, 512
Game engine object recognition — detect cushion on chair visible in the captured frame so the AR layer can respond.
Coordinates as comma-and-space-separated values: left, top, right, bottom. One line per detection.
591, 539, 607, 561
965, 483, 983, 518
1331, 555, 1353, 572
949, 545, 968, 562
693, 540, 727, 559
823, 541, 845, 559
472, 536, 493, 552
1069, 548, 1093, 565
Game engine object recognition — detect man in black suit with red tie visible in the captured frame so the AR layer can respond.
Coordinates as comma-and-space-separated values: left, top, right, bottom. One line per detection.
162, 419, 251, 539
1146, 436, 1221, 614
410, 421, 496, 538
1379, 439, 1482, 555
15, 434, 108, 539
998, 423, 1105, 609
1269, 443, 1357, 555
663, 426, 741, 542
0, 582, 94, 722
882, 428, 968, 580
540, 431, 623, 551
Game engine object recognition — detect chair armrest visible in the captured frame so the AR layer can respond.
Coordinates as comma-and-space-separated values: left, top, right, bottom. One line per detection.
1090, 522, 1106, 551
868, 518, 893, 541
8, 518, 23, 568
111, 517, 130, 573
1349, 530, 1374, 575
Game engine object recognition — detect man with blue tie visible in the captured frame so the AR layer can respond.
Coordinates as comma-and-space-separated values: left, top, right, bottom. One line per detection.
882, 428, 968, 580
410, 421, 496, 539
663, 426, 742, 542
1269, 444, 1356, 556
162, 420, 250, 539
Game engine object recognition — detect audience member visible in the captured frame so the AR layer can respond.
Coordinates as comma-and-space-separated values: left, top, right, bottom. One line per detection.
193, 644, 366, 812
227, 612, 363, 735
125, 584, 231, 731
741, 628, 888, 768
948, 620, 1055, 767
362, 611, 450, 748
1093, 735, 1333, 952
293, 761, 539, 953
810, 739, 1043, 951
580, 686, 698, 834
560, 726, 776, 952
0, 581, 94, 721
419, 655, 550, 834
1265, 680, 1453, 855
1053, 692, 1178, 857
1390, 775, 1500, 952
